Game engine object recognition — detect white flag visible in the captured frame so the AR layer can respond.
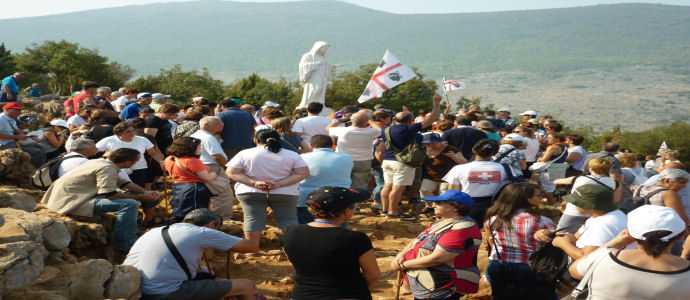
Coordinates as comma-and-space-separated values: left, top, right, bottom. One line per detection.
442, 78, 465, 92
357, 50, 417, 103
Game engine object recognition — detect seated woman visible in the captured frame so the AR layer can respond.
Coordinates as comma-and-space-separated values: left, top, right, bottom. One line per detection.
164, 137, 217, 222
637, 168, 690, 225
484, 183, 557, 300
282, 187, 380, 300
570, 205, 690, 299
391, 190, 482, 300
35, 119, 69, 159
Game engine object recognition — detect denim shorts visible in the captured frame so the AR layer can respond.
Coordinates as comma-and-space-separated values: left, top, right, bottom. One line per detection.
236, 193, 297, 232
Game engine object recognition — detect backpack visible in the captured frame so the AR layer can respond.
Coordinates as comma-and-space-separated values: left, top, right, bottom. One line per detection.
31, 154, 82, 190
383, 127, 426, 167
626, 186, 669, 213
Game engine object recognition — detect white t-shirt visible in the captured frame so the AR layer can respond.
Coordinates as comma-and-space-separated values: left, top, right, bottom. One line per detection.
123, 223, 241, 295
227, 147, 308, 196
190, 130, 226, 165
443, 161, 507, 198
67, 115, 87, 128
575, 248, 690, 300
96, 135, 154, 170
564, 175, 616, 217
329, 126, 379, 161
524, 137, 540, 162
292, 115, 330, 144
58, 152, 131, 181
568, 145, 588, 171
576, 209, 626, 248
111, 96, 131, 112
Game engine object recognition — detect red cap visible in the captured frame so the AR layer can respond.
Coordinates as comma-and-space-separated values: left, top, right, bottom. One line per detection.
2, 102, 22, 110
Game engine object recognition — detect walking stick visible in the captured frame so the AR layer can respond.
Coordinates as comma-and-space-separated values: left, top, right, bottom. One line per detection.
395, 270, 403, 300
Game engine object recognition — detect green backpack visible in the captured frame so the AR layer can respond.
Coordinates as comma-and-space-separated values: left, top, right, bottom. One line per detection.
384, 127, 427, 167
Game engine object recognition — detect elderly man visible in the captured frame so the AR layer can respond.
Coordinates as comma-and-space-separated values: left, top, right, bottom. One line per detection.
124, 209, 260, 300
217, 98, 256, 160
120, 92, 152, 120
1, 72, 22, 102
378, 95, 441, 217
297, 135, 353, 223
328, 111, 379, 190
0, 102, 46, 166
191, 116, 234, 218
94, 86, 115, 110
41, 148, 160, 254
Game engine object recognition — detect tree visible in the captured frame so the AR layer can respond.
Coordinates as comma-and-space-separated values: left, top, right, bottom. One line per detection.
14, 40, 134, 95
0, 43, 15, 78
326, 64, 438, 112
224, 73, 297, 109
128, 65, 224, 104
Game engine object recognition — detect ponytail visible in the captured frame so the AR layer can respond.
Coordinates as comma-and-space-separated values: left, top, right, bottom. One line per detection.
638, 230, 678, 257
256, 128, 282, 153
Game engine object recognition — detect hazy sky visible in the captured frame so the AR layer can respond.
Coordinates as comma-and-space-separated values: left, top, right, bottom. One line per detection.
1, 0, 689, 19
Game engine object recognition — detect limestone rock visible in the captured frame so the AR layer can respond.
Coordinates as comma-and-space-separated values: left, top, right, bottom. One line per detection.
41, 220, 70, 251
4, 289, 70, 300
0, 190, 38, 212
0, 208, 71, 251
104, 265, 141, 300
35, 209, 108, 256
0, 241, 48, 292
0, 149, 35, 185
65, 259, 113, 300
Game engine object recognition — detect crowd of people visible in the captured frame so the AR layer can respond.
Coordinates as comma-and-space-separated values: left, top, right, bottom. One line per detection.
2, 74, 690, 300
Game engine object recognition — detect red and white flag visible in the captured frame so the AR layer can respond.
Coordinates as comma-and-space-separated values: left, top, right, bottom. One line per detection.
442, 77, 465, 92
357, 50, 417, 103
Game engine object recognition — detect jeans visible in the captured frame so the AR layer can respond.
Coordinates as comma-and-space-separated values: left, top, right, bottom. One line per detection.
372, 167, 385, 203
93, 198, 140, 252
297, 206, 314, 224
486, 260, 557, 300
236, 193, 298, 232
351, 160, 372, 191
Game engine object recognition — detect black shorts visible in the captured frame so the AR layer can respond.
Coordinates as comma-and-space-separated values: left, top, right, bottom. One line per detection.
129, 169, 154, 187
142, 279, 232, 300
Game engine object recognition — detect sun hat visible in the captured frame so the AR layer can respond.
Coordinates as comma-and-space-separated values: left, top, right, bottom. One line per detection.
628, 205, 686, 242
262, 101, 280, 109
476, 120, 495, 131
423, 190, 474, 208
497, 107, 511, 113
503, 133, 526, 143
49, 119, 69, 128
564, 184, 616, 212
183, 208, 222, 226
520, 110, 538, 117
307, 187, 370, 216
421, 132, 444, 144
137, 92, 152, 99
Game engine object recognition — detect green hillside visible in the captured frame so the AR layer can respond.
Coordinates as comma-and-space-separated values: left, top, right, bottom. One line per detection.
1, 1, 689, 80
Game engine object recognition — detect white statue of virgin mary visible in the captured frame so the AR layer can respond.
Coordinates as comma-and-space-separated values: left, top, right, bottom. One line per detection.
298, 41, 330, 109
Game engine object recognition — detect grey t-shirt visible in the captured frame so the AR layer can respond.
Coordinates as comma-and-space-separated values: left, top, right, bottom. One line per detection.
123, 223, 241, 295
577, 248, 690, 300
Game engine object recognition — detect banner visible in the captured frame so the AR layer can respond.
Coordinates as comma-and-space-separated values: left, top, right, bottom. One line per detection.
357, 50, 417, 103
442, 77, 466, 92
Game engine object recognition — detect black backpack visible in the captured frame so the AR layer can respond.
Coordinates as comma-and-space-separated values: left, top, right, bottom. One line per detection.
31, 154, 82, 190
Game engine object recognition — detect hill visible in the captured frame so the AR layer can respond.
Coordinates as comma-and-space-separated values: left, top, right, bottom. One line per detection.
1, 1, 690, 80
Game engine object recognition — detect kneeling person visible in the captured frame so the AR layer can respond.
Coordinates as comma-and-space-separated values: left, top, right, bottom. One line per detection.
124, 209, 260, 300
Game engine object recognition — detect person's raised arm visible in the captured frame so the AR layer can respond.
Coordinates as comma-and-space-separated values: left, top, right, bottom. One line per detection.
420, 95, 442, 129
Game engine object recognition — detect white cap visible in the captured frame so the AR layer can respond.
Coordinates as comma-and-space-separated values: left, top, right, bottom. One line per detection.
262, 101, 280, 109
497, 107, 510, 113
192, 96, 205, 102
660, 168, 690, 181
520, 110, 538, 116
152, 93, 171, 100
503, 133, 525, 143
49, 119, 68, 128
137, 92, 152, 99
628, 205, 686, 242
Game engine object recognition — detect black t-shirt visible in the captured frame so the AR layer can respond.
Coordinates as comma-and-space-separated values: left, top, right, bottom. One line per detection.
382, 123, 423, 161
282, 225, 374, 300
144, 115, 173, 154
442, 126, 487, 161
85, 124, 114, 143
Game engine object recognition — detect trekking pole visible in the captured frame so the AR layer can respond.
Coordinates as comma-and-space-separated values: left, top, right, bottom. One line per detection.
395, 270, 403, 300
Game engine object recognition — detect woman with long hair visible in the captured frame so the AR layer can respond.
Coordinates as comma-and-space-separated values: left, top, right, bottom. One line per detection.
226, 128, 310, 242
484, 183, 557, 300
271, 116, 311, 153
165, 137, 217, 222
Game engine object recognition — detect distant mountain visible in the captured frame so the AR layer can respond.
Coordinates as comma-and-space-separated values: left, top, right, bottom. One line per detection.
1, 1, 689, 80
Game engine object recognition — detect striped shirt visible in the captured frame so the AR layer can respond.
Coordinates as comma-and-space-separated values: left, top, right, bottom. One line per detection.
487, 211, 555, 264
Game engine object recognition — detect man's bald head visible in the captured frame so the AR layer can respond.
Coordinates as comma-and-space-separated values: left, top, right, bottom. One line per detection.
351, 111, 369, 127
395, 111, 414, 124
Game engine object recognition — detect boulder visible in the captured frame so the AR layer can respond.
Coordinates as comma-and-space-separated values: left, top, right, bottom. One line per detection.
34, 209, 108, 257
0, 190, 38, 212
4, 289, 70, 300
0, 241, 48, 292
65, 259, 113, 300
104, 265, 141, 300
0, 208, 70, 251
0, 149, 35, 185
41, 220, 70, 251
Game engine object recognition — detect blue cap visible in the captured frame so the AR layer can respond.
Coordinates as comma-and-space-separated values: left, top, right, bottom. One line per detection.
421, 132, 444, 144
423, 190, 474, 207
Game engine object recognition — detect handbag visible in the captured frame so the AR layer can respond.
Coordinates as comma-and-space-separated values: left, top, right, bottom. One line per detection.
161, 225, 216, 281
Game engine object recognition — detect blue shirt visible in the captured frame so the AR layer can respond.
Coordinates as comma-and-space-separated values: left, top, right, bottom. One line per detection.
1, 76, 18, 94
120, 102, 141, 120
0, 113, 18, 146
298, 148, 353, 207
218, 108, 256, 150
382, 123, 423, 161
